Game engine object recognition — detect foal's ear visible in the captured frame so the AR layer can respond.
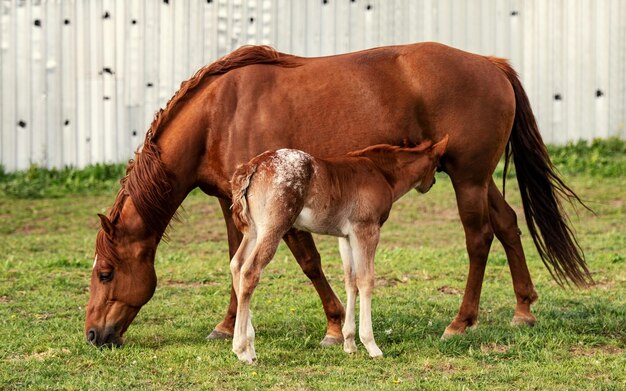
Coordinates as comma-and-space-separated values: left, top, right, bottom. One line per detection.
98, 214, 116, 239
430, 134, 449, 158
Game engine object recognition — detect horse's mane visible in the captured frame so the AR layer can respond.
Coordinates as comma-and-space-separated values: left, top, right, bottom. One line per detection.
98, 46, 298, 263
150, 45, 298, 140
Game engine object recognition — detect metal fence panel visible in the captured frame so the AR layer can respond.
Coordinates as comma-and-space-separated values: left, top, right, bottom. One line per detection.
1, 0, 624, 171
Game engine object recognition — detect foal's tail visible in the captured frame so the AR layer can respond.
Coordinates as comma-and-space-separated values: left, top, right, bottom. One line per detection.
230, 162, 258, 234
488, 57, 593, 287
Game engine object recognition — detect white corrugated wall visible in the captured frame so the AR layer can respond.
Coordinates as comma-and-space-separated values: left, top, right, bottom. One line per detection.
1, 0, 625, 171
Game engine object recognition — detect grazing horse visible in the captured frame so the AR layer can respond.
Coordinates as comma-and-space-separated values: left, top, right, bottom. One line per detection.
229, 137, 448, 363
85, 43, 590, 348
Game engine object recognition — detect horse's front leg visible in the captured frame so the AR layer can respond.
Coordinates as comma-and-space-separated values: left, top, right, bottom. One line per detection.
207, 199, 244, 340
351, 224, 383, 358
284, 229, 345, 346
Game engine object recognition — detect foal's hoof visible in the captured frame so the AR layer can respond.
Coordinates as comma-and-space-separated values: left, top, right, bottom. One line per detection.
343, 340, 358, 354
320, 334, 343, 347
511, 314, 536, 327
235, 352, 257, 365
206, 329, 233, 340
367, 347, 384, 358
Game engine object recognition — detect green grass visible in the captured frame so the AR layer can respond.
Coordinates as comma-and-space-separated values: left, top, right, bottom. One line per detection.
1, 140, 624, 389
0, 163, 125, 198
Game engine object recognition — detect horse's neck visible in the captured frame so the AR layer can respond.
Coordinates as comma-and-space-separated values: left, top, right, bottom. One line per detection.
117, 94, 210, 242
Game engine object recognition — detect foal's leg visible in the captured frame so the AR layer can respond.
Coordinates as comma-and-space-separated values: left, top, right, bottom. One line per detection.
232, 233, 283, 363
210, 200, 345, 344
351, 224, 383, 358
488, 180, 538, 326
338, 237, 358, 354
284, 229, 345, 346
443, 181, 495, 338
230, 236, 257, 361
207, 199, 243, 340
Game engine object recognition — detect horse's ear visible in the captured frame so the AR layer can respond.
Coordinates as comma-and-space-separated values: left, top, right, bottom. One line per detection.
430, 134, 449, 158
98, 214, 116, 239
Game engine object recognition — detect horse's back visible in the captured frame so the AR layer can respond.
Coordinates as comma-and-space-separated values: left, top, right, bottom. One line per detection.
207, 42, 515, 188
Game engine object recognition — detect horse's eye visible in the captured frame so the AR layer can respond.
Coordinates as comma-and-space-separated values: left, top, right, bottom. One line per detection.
99, 271, 113, 282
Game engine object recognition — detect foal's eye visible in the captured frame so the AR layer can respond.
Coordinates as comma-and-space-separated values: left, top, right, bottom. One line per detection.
99, 271, 113, 282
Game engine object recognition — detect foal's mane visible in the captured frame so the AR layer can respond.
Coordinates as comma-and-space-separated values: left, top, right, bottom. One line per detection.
98, 46, 298, 263
346, 141, 433, 158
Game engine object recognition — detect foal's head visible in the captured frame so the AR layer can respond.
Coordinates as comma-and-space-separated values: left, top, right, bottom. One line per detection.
349, 135, 448, 196
413, 135, 448, 193
85, 211, 158, 347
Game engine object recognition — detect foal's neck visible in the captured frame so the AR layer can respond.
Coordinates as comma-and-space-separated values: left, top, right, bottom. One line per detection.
355, 148, 431, 201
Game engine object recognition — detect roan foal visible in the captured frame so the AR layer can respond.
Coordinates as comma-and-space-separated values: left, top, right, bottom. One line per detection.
229, 136, 448, 363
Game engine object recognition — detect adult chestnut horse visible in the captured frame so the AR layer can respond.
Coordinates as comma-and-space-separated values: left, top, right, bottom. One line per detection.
85, 43, 590, 347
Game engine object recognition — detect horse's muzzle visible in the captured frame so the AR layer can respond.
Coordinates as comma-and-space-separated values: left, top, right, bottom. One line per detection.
86, 326, 124, 348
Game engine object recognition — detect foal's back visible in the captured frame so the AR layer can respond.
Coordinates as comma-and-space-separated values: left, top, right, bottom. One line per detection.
231, 149, 315, 236
231, 148, 392, 238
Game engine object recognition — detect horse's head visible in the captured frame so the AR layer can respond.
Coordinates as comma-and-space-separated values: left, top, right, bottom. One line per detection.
84, 213, 158, 347
415, 135, 448, 193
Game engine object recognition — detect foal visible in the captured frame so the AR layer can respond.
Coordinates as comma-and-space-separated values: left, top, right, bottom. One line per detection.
229, 136, 448, 363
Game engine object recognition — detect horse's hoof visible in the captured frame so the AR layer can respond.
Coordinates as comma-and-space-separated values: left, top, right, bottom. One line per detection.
441, 326, 465, 340
320, 335, 343, 347
511, 314, 536, 327
206, 329, 233, 340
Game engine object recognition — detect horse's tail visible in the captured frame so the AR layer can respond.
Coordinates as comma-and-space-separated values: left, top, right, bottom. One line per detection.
230, 162, 258, 234
488, 57, 593, 287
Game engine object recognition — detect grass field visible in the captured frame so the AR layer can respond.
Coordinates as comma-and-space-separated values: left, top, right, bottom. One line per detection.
1, 140, 625, 390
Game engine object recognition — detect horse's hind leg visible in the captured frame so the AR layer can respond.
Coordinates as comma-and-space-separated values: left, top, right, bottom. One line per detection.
443, 180, 494, 338
207, 199, 243, 340
488, 180, 538, 326
284, 230, 345, 346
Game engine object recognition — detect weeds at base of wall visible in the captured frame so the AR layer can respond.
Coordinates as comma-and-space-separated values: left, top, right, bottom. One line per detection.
1, 138, 624, 199
0, 163, 125, 198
